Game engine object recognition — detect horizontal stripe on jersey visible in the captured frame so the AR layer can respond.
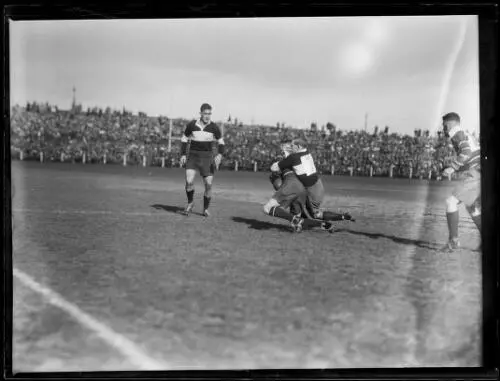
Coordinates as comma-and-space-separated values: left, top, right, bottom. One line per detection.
278, 150, 319, 188
449, 128, 481, 171
181, 119, 224, 154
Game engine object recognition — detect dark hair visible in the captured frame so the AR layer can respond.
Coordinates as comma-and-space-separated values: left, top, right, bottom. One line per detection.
200, 103, 212, 112
292, 138, 308, 148
442, 112, 460, 123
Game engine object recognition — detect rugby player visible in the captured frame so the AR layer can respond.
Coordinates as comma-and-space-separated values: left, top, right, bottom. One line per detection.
270, 139, 325, 219
440, 112, 481, 252
180, 103, 224, 217
270, 163, 355, 226
264, 167, 334, 233
263, 142, 337, 233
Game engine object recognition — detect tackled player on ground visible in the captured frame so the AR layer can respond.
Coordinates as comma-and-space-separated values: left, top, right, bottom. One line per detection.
263, 141, 354, 233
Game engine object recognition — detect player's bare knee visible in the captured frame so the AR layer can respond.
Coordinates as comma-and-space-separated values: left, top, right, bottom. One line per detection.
204, 184, 212, 197
446, 195, 459, 213
185, 182, 194, 192
263, 199, 279, 214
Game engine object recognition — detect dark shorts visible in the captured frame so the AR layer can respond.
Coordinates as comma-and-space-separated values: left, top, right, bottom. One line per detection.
186, 151, 215, 177
273, 173, 307, 210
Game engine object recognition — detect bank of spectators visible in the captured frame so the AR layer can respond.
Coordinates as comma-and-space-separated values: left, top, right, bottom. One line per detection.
10, 103, 458, 179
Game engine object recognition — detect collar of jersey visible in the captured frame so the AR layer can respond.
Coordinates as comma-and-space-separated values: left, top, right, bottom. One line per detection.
196, 119, 210, 129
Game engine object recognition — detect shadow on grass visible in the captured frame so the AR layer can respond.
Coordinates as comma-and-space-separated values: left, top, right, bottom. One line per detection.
150, 204, 204, 217
334, 228, 440, 251
231, 216, 292, 232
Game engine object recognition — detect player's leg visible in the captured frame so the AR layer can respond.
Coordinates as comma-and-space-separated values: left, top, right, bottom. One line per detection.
442, 192, 461, 251
263, 176, 306, 232
202, 175, 213, 217
460, 169, 481, 233
263, 179, 327, 232
321, 209, 355, 222
305, 178, 325, 219
184, 168, 197, 214
457, 170, 481, 252
200, 158, 216, 217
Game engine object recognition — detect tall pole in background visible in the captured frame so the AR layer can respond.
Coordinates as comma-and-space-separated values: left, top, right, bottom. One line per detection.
364, 112, 368, 132
168, 119, 173, 153
72, 86, 76, 110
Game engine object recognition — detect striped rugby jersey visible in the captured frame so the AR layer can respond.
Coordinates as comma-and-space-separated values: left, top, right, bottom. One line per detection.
276, 149, 319, 188
180, 119, 225, 155
448, 126, 480, 171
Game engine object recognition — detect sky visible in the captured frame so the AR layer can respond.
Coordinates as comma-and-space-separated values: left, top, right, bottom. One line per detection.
10, 16, 479, 135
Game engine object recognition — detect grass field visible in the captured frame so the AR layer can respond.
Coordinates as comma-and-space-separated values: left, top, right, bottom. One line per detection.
11, 161, 482, 372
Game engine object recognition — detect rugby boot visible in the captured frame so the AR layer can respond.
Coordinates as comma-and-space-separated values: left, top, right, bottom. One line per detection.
341, 212, 355, 222
322, 221, 336, 233
183, 202, 194, 216
290, 215, 304, 233
441, 237, 461, 252
203, 209, 210, 217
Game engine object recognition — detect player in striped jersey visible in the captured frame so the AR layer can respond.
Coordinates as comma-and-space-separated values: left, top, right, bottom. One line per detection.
440, 112, 481, 252
264, 164, 334, 233
268, 168, 354, 232
180, 103, 224, 217
270, 139, 325, 219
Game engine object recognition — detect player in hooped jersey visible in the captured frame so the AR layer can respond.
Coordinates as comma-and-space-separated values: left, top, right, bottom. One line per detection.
180, 103, 224, 217
267, 167, 354, 232
270, 139, 325, 219
440, 112, 481, 252
263, 143, 333, 232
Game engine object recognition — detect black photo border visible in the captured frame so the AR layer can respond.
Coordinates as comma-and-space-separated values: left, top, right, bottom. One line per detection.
2, 1, 499, 380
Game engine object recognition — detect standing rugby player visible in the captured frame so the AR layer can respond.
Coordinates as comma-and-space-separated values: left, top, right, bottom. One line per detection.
180, 103, 224, 217
440, 112, 481, 252
270, 139, 325, 219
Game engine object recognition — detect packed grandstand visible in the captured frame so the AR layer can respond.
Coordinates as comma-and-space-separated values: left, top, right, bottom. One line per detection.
10, 102, 462, 179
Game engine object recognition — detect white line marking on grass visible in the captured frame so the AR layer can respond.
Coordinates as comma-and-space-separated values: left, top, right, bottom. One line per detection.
13, 267, 167, 371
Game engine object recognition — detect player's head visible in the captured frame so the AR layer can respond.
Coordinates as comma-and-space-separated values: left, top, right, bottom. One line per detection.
279, 140, 294, 158
291, 139, 308, 152
200, 103, 212, 124
442, 112, 460, 137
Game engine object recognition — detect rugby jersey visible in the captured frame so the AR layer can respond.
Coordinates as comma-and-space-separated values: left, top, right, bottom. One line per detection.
448, 126, 480, 171
180, 119, 225, 155
276, 149, 319, 188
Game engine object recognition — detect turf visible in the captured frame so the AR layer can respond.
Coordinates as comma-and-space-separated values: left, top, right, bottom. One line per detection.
11, 161, 481, 371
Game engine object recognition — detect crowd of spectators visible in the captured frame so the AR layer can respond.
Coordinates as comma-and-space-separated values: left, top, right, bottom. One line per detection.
10, 102, 460, 179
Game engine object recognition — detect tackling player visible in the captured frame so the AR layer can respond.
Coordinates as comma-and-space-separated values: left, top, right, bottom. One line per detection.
440, 112, 481, 252
270, 139, 325, 219
270, 165, 355, 226
264, 167, 333, 233
263, 142, 337, 233
180, 103, 224, 217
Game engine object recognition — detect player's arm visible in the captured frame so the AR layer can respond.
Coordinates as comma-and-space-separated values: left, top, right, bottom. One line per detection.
180, 123, 193, 156
180, 123, 192, 166
269, 171, 283, 191
449, 130, 472, 171
214, 124, 225, 155
270, 155, 295, 173
213, 124, 224, 167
